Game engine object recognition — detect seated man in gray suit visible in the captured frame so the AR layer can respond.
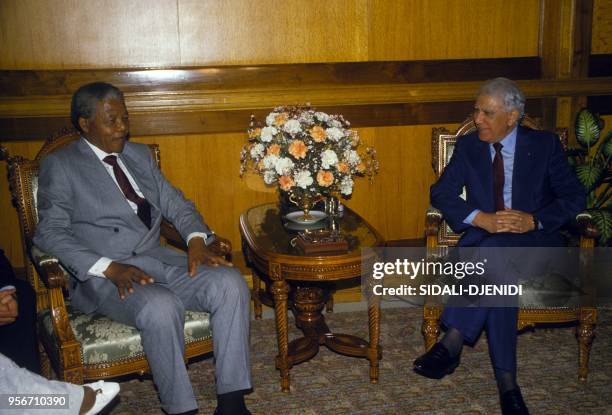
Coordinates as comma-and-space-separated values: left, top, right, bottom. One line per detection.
34, 82, 251, 415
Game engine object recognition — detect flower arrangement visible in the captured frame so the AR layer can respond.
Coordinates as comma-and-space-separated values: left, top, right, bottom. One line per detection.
240, 105, 377, 205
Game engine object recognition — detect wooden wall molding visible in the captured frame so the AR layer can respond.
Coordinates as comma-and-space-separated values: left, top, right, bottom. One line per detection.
0, 58, 540, 95
1, 59, 611, 140
3, 77, 612, 116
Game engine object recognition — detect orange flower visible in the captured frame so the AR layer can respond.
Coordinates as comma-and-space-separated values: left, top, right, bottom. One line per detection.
310, 126, 326, 143
248, 127, 261, 138
274, 112, 289, 126
337, 162, 349, 174
356, 162, 366, 173
267, 143, 281, 156
288, 140, 308, 159
278, 175, 295, 191
316, 170, 334, 187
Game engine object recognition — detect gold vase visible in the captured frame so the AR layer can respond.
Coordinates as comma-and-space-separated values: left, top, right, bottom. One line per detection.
289, 193, 322, 221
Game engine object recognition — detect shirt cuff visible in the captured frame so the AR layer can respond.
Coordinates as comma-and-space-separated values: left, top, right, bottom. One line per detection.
530, 214, 543, 230
88, 257, 113, 278
463, 209, 480, 225
187, 231, 216, 246
0, 285, 16, 292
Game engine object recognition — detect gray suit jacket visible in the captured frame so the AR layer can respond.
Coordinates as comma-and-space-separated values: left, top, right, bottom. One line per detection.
33, 138, 210, 313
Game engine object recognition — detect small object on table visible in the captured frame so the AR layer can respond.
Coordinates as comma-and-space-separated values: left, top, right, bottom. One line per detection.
295, 229, 349, 255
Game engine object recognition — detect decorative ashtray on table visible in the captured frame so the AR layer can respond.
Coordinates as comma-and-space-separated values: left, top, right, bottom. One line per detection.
295, 229, 349, 255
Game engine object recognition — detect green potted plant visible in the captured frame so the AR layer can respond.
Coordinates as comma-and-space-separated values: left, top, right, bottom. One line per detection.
567, 108, 611, 245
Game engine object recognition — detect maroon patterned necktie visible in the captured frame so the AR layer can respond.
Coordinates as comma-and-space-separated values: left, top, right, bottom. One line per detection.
103, 155, 152, 228
492, 142, 505, 211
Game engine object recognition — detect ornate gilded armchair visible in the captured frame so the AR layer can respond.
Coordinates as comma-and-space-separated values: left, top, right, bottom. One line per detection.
5, 129, 231, 383
423, 116, 599, 380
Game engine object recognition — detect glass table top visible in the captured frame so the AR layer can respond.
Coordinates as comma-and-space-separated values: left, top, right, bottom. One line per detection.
241, 203, 383, 256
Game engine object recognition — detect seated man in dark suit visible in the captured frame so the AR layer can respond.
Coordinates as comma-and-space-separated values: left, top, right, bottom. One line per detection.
0, 248, 40, 374
33, 82, 251, 415
413, 78, 585, 415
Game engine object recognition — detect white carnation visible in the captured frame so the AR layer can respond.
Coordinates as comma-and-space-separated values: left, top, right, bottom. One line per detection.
321, 149, 339, 169
263, 154, 279, 170
283, 119, 302, 135
329, 119, 343, 128
266, 112, 279, 126
250, 143, 265, 159
326, 127, 344, 142
260, 126, 278, 142
314, 112, 329, 122
294, 170, 314, 189
344, 149, 361, 165
298, 111, 315, 125
263, 170, 277, 185
340, 176, 354, 195
275, 157, 294, 176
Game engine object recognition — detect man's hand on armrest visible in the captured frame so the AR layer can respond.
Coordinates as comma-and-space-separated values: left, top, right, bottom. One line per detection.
103, 262, 155, 300
187, 237, 233, 277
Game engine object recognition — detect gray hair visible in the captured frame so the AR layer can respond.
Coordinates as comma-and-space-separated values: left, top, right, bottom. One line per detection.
71, 82, 124, 133
478, 77, 525, 117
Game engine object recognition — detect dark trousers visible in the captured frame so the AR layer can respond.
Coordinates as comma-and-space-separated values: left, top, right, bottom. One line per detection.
0, 249, 40, 374
442, 231, 565, 375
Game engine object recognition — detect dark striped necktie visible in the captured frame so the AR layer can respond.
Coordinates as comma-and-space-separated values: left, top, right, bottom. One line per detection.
492, 142, 505, 211
103, 155, 152, 228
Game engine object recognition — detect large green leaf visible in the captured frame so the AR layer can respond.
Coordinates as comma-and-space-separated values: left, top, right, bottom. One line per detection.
575, 164, 603, 192
590, 209, 612, 245
603, 131, 612, 159
575, 109, 601, 147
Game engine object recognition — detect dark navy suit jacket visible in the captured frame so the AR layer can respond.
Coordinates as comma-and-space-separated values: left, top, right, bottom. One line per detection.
430, 126, 585, 247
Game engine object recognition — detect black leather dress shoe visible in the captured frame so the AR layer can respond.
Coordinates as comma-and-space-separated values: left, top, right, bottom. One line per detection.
500, 388, 529, 415
413, 343, 460, 379
213, 408, 251, 415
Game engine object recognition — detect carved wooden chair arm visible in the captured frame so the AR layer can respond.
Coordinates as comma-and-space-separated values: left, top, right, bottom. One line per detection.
425, 207, 443, 236
160, 219, 232, 256
30, 245, 68, 290
574, 212, 600, 241
30, 245, 79, 346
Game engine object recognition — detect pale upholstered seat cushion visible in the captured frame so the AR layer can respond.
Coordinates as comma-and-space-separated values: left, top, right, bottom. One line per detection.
39, 303, 212, 365
518, 274, 582, 309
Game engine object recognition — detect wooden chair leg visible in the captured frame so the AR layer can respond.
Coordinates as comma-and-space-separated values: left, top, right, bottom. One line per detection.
422, 304, 443, 351
577, 307, 597, 381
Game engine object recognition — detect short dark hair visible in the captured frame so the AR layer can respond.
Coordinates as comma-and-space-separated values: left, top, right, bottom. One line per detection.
70, 82, 124, 132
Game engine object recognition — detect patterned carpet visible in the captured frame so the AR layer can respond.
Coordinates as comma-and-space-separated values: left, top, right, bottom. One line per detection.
107, 306, 612, 415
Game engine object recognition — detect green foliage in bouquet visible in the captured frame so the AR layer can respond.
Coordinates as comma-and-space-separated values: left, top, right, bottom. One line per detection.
567, 108, 611, 245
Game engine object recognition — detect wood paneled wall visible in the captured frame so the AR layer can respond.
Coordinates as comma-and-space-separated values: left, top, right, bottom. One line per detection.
593, 0, 612, 53
0, 0, 540, 69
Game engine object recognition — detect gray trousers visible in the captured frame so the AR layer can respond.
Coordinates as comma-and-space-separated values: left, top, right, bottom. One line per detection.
95, 264, 251, 414
0, 353, 83, 415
